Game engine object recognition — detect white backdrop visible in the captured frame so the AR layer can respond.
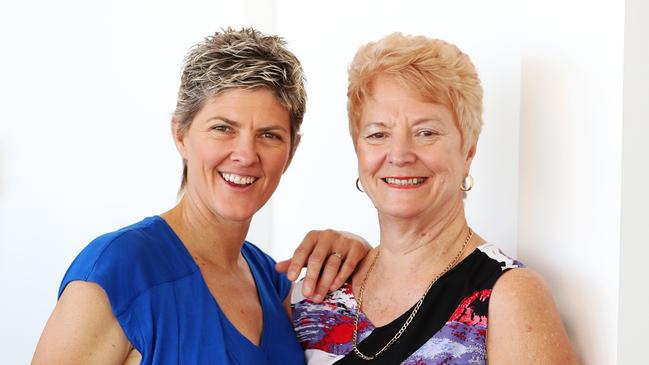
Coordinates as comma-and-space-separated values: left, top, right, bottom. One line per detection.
1, 0, 645, 364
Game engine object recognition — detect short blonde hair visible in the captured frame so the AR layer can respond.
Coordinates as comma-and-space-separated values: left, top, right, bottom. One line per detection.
174, 27, 306, 193
347, 33, 483, 151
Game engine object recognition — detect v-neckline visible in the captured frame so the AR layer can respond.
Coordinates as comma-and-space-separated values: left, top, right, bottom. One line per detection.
154, 215, 269, 351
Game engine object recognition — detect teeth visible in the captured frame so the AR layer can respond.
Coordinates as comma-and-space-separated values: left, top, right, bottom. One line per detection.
221, 173, 256, 185
384, 177, 425, 186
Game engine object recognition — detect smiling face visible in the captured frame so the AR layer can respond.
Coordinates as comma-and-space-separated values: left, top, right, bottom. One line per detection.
355, 76, 475, 222
173, 88, 292, 222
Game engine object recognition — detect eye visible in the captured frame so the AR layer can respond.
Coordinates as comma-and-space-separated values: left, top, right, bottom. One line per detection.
416, 129, 439, 138
365, 132, 387, 140
211, 124, 233, 133
260, 132, 283, 141
261, 132, 282, 141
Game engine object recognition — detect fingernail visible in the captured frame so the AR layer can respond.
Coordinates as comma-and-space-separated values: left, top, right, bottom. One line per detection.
304, 284, 312, 293
313, 294, 323, 302
288, 269, 297, 279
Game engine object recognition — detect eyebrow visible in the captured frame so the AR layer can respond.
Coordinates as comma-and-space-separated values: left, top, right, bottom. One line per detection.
412, 116, 446, 125
206, 116, 240, 127
206, 116, 289, 133
363, 121, 390, 129
363, 116, 445, 129
259, 125, 289, 134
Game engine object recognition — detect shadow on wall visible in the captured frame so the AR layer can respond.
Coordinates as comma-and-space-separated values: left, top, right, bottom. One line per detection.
0, 142, 4, 198
559, 268, 588, 365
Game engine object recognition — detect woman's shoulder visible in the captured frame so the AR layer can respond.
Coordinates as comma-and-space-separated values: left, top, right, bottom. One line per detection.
291, 279, 356, 311
58, 216, 196, 312
241, 240, 275, 264
62, 217, 188, 274
474, 242, 524, 270
241, 241, 293, 300
240, 240, 281, 278
448, 242, 525, 296
484, 246, 555, 327
73, 216, 167, 259
487, 267, 579, 362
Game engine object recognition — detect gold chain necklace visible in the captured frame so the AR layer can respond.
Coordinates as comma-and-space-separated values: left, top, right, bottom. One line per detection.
351, 227, 474, 361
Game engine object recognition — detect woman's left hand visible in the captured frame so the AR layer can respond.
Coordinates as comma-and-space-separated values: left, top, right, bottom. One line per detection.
275, 230, 371, 303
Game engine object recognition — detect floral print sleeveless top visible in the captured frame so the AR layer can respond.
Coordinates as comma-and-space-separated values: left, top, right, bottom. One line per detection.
292, 243, 522, 364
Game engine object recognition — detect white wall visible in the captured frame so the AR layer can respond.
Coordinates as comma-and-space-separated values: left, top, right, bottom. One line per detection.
618, 0, 649, 362
0, 0, 643, 363
517, 1, 625, 363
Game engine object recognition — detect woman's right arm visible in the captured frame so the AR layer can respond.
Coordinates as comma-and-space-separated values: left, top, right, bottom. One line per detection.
32, 281, 132, 365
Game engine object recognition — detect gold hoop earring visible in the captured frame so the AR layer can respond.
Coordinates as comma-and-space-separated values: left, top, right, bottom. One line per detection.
460, 175, 474, 192
355, 178, 365, 193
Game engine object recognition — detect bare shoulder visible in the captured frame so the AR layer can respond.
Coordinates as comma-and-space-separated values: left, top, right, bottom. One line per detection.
32, 281, 133, 365
491, 267, 550, 306
487, 268, 580, 364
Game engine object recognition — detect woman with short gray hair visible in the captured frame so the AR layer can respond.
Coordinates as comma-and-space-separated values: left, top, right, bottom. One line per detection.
32, 28, 369, 365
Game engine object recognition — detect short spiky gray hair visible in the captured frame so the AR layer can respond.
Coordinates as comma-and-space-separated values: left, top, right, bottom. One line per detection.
174, 27, 307, 193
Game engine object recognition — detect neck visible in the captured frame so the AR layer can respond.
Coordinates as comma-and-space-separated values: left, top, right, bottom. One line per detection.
161, 192, 250, 270
378, 197, 466, 251
373, 199, 471, 276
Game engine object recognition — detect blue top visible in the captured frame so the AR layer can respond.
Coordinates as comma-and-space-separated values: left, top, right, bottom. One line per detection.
58, 216, 305, 364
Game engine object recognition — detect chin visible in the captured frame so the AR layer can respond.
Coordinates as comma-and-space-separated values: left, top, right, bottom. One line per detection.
210, 203, 258, 223
378, 207, 425, 220
219, 212, 256, 223
386, 213, 424, 221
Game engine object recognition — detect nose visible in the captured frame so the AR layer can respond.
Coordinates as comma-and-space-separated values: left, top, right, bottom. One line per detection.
387, 133, 416, 166
230, 135, 260, 166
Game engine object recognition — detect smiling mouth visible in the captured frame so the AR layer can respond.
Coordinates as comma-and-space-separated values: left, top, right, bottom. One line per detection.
220, 172, 259, 186
382, 177, 427, 186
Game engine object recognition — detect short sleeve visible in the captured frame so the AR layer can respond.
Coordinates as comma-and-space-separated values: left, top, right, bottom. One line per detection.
58, 231, 125, 301
57, 230, 149, 352
56, 218, 196, 356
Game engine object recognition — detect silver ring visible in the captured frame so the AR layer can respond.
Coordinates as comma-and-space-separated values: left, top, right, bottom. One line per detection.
330, 251, 344, 260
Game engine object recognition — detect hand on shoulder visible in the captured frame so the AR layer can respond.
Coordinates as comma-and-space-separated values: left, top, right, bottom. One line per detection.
275, 229, 371, 303
488, 268, 580, 364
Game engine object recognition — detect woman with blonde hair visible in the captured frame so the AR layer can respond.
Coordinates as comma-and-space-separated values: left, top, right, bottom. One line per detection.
292, 33, 579, 364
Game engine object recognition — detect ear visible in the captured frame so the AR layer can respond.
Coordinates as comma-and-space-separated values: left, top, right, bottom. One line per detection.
171, 117, 189, 160
283, 133, 302, 173
464, 143, 477, 175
